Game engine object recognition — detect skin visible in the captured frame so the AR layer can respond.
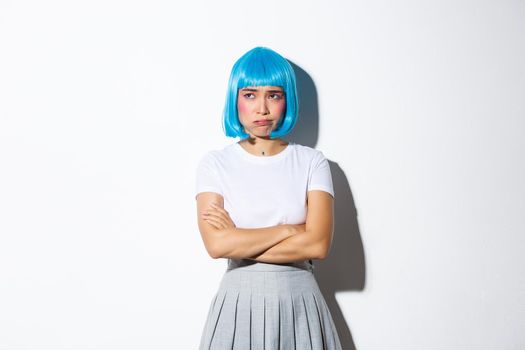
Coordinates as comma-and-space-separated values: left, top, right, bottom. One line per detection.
236, 85, 287, 155
195, 85, 335, 262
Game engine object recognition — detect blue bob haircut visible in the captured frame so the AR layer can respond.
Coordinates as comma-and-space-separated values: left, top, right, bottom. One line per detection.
222, 47, 299, 139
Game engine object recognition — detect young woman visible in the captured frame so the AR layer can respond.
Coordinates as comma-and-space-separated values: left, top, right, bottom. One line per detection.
195, 46, 342, 349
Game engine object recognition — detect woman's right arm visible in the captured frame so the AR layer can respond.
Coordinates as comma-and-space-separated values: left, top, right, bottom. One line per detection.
196, 192, 303, 259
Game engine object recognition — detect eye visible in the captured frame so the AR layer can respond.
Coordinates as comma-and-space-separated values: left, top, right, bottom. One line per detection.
269, 93, 284, 100
242, 92, 255, 99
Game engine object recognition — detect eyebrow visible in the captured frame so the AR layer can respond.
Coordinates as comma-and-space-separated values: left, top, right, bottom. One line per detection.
239, 88, 284, 93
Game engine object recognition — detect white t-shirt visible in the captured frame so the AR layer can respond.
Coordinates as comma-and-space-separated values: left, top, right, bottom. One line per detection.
195, 141, 334, 267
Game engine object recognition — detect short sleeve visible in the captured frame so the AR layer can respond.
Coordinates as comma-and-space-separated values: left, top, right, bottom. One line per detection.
307, 151, 334, 198
195, 152, 223, 198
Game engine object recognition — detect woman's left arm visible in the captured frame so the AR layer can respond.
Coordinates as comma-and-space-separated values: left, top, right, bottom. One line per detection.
249, 190, 334, 263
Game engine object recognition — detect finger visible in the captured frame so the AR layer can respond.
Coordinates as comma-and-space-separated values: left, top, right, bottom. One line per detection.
204, 220, 220, 229
208, 206, 235, 227
201, 208, 224, 219
203, 209, 229, 224
203, 217, 225, 229
203, 209, 228, 224
210, 203, 230, 215
204, 207, 235, 228
206, 213, 228, 228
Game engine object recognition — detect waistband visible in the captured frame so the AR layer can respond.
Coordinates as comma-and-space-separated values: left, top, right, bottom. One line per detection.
226, 258, 314, 272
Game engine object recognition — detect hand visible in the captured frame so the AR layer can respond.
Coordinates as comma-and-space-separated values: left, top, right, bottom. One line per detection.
201, 203, 236, 230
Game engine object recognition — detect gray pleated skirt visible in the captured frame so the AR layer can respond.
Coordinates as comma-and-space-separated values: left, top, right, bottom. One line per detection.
198, 259, 342, 350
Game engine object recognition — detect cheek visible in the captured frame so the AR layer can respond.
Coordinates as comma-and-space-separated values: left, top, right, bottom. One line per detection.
237, 98, 249, 115
274, 100, 286, 116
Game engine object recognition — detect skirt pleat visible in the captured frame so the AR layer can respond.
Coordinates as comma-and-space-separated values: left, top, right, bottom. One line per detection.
279, 293, 295, 349
311, 293, 328, 349
302, 293, 324, 349
265, 294, 280, 349
232, 292, 251, 349
198, 263, 342, 350
251, 293, 265, 349
211, 290, 240, 349
313, 292, 340, 350
200, 290, 227, 350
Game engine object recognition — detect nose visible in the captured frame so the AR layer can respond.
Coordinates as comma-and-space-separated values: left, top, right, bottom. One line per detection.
256, 96, 270, 115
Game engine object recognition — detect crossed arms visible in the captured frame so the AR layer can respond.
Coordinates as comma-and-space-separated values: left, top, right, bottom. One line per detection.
195, 191, 334, 263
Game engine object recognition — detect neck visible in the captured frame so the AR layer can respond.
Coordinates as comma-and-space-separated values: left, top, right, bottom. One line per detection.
239, 137, 289, 156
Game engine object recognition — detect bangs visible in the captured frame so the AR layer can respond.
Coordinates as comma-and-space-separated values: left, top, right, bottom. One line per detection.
236, 55, 288, 90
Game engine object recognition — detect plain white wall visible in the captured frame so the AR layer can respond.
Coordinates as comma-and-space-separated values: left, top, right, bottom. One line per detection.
1, 0, 524, 349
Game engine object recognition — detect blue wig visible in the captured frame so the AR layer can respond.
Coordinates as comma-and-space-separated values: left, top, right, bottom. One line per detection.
222, 47, 299, 139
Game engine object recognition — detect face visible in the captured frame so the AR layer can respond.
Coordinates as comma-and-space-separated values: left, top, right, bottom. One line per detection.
237, 85, 286, 138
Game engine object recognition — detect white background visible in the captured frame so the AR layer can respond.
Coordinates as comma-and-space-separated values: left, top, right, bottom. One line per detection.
1, 0, 524, 349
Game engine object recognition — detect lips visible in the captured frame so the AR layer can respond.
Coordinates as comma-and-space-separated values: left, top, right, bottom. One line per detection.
254, 119, 271, 126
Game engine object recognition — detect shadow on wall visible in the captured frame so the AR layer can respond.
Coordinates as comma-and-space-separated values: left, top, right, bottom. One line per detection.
287, 61, 366, 350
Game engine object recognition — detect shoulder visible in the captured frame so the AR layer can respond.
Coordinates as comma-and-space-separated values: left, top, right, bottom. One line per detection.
196, 142, 238, 168
197, 149, 220, 163
290, 143, 328, 163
